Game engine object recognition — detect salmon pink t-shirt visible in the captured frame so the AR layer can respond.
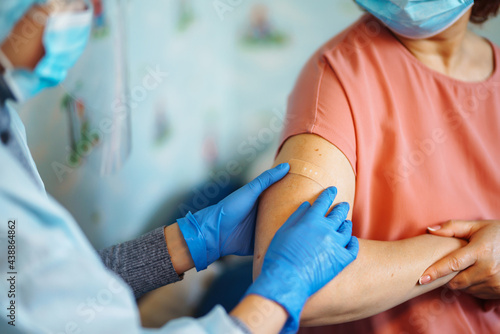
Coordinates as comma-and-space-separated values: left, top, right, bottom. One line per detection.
281, 14, 500, 334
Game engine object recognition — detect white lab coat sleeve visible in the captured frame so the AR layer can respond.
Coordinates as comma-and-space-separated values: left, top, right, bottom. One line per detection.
150, 306, 247, 334
0, 159, 245, 334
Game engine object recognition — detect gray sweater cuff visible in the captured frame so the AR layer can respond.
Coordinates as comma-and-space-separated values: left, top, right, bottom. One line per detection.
98, 226, 183, 299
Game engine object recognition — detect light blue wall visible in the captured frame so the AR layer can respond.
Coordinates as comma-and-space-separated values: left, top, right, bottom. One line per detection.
18, 0, 500, 248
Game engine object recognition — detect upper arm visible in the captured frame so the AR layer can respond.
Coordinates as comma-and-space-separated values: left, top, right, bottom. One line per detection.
253, 50, 358, 265
253, 133, 355, 276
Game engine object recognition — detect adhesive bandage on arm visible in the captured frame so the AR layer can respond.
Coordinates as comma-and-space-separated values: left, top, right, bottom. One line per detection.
287, 159, 335, 189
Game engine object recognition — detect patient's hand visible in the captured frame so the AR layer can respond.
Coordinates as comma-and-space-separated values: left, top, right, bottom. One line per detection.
421, 220, 500, 300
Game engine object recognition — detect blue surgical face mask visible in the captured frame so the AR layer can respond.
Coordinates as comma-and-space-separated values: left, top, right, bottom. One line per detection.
355, 0, 474, 39
0, 4, 92, 103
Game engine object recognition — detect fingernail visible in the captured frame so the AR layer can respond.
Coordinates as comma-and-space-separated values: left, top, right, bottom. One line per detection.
277, 163, 288, 170
427, 225, 441, 231
419, 275, 431, 285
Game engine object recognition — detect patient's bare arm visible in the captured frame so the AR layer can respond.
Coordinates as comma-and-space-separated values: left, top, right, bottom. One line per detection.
253, 134, 465, 326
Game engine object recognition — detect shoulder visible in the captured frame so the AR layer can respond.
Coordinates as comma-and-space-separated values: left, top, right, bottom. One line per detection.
291, 14, 399, 111
0, 145, 68, 226
301, 14, 393, 77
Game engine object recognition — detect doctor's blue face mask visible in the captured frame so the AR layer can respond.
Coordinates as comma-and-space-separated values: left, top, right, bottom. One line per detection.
0, 0, 92, 103
355, 0, 475, 39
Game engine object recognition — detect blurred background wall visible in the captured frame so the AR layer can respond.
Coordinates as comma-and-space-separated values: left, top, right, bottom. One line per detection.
18, 0, 500, 250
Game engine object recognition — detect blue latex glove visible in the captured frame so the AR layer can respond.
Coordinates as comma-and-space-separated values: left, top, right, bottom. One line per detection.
177, 163, 290, 271
246, 187, 359, 333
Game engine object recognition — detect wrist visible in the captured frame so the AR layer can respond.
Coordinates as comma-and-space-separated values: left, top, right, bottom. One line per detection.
247, 264, 309, 333
231, 294, 288, 334
177, 212, 209, 271
164, 223, 195, 275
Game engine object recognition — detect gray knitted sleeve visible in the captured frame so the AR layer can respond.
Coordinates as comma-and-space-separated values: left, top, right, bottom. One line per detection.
98, 226, 183, 299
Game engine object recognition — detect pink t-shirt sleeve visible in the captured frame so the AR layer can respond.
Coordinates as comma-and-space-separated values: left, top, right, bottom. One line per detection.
281, 53, 357, 173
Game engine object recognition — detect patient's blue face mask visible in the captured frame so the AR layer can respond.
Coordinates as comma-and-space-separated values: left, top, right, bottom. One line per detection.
0, 3, 92, 102
355, 0, 474, 39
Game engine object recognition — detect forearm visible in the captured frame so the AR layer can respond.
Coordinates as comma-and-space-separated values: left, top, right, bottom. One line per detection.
299, 235, 464, 326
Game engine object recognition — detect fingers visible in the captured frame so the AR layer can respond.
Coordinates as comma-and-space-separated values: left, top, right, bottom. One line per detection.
427, 220, 480, 238
420, 246, 478, 285
446, 266, 481, 290
448, 256, 499, 292
326, 202, 350, 230
459, 280, 492, 298
309, 187, 337, 216
335, 220, 353, 247
462, 278, 500, 300
278, 202, 311, 232
246, 163, 290, 196
346, 237, 359, 259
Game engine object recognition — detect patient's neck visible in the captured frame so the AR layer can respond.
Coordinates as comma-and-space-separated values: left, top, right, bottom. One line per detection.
392, 10, 494, 82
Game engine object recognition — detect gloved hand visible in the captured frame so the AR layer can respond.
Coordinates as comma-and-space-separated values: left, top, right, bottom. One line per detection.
246, 187, 359, 333
177, 163, 290, 271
